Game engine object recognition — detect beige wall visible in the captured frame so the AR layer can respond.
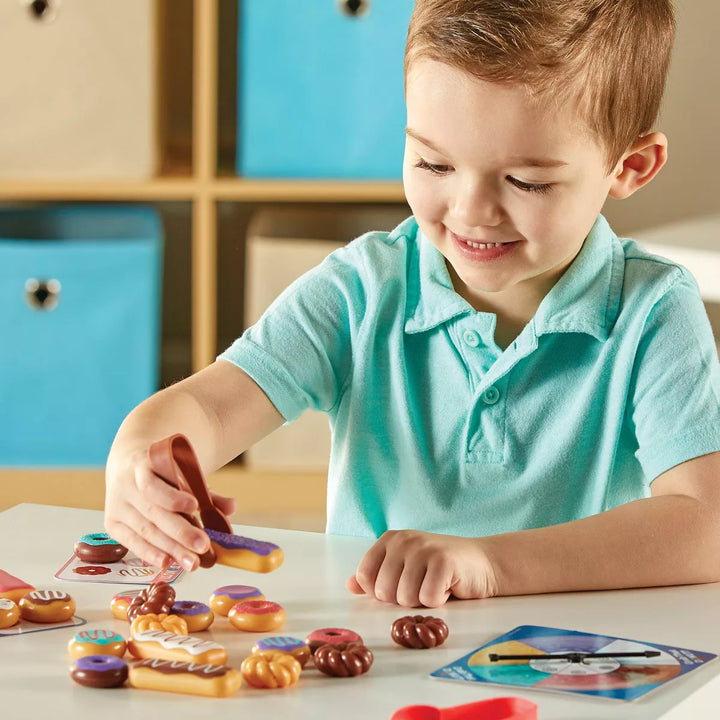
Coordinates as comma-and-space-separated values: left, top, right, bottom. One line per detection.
603, 1, 720, 235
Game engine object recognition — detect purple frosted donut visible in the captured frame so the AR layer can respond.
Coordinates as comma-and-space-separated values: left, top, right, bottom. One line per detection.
209, 585, 264, 617
204, 529, 284, 573
70, 654, 128, 688
252, 635, 311, 667
169, 600, 214, 632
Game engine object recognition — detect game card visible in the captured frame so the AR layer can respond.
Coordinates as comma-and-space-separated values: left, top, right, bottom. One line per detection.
54, 552, 183, 585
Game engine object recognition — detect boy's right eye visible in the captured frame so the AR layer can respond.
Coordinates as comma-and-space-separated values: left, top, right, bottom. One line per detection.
414, 158, 452, 175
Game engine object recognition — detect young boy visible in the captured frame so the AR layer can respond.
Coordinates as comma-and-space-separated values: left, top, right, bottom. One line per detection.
105, 0, 720, 608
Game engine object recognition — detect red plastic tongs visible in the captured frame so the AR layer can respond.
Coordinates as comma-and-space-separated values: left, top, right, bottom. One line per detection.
390, 697, 538, 720
149, 433, 232, 568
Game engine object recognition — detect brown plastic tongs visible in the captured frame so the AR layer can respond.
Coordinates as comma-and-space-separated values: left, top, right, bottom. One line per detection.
149, 433, 232, 568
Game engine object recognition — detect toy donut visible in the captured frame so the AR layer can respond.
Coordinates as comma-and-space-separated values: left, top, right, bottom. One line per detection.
228, 600, 286, 633
170, 600, 214, 632
0, 598, 20, 629
130, 612, 188, 636
391, 615, 449, 649
110, 588, 144, 621
241, 650, 302, 689
70, 654, 128, 688
129, 658, 242, 698
0, 569, 34, 603
126, 582, 175, 623
209, 585, 264, 617
19, 590, 75, 623
205, 528, 284, 573
127, 629, 227, 666
305, 627, 363, 654
313, 642, 374, 677
68, 629, 127, 660
74, 532, 128, 564
252, 636, 310, 668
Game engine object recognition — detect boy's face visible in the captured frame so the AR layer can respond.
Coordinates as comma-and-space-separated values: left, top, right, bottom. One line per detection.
403, 59, 618, 313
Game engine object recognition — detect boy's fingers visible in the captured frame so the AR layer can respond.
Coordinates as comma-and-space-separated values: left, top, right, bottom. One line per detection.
136, 467, 198, 515
373, 554, 405, 604
353, 542, 387, 596
345, 575, 366, 595
418, 557, 453, 608
209, 491, 236, 517
395, 563, 428, 608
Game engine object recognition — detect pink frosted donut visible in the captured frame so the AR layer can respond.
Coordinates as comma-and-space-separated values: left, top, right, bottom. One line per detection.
306, 627, 363, 654
228, 600, 286, 633
208, 585, 264, 617
110, 588, 144, 621
169, 600, 214, 632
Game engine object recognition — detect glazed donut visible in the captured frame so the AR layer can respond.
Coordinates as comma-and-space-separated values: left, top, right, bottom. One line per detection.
129, 658, 242, 698
126, 582, 175, 623
209, 585, 264, 617
305, 627, 363, 654
252, 636, 310, 668
127, 629, 228, 666
70, 654, 128, 688
130, 613, 188, 636
205, 528, 284, 573
391, 615, 449, 649
241, 650, 302, 689
0, 598, 20, 629
170, 601, 214, 632
0, 569, 34, 603
68, 629, 127, 660
110, 588, 144, 621
228, 600, 286, 633
74, 533, 128, 564
313, 642, 374, 677
19, 590, 75, 623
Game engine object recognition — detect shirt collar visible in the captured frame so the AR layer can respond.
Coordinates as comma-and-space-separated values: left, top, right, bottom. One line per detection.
403, 214, 624, 341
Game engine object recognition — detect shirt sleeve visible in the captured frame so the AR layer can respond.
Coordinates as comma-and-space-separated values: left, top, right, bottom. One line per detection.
630, 269, 720, 481
217, 251, 362, 423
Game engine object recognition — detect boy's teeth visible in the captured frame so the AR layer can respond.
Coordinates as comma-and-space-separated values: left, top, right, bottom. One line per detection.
466, 240, 503, 249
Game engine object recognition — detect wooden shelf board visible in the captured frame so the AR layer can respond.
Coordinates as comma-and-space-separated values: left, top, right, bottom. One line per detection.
212, 177, 406, 203
0, 177, 198, 202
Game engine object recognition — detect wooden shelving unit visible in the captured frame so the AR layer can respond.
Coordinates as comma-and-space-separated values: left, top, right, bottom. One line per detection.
0, 0, 407, 527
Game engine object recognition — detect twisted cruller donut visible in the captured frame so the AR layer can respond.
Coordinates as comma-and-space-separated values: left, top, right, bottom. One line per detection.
126, 582, 175, 623
313, 642, 374, 677
241, 650, 302, 689
390, 615, 449, 649
130, 612, 188, 636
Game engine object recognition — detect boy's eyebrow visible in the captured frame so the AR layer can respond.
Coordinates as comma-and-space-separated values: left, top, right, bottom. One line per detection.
405, 127, 568, 169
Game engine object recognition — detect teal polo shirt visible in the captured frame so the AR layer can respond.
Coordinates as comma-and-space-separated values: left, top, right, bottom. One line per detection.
219, 215, 720, 539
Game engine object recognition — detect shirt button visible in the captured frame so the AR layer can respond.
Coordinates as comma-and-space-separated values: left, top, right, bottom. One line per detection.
462, 329, 480, 347
482, 386, 500, 405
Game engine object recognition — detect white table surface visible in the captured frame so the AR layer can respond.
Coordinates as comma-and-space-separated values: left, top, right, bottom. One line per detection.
2, 503, 720, 719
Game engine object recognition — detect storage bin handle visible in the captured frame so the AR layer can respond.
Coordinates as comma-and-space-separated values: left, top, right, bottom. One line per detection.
338, 0, 369, 18
27, 0, 58, 22
25, 278, 61, 311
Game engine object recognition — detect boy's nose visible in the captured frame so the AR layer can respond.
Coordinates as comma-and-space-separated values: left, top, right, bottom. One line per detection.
451, 179, 504, 228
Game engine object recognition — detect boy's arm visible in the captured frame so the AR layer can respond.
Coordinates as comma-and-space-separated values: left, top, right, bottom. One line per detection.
104, 360, 284, 571
348, 451, 720, 606
485, 451, 720, 596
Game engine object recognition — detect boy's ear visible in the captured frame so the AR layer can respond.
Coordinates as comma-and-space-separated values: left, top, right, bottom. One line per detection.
609, 132, 667, 199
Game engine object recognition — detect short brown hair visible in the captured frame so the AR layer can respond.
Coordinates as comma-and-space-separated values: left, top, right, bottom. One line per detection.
405, 0, 676, 170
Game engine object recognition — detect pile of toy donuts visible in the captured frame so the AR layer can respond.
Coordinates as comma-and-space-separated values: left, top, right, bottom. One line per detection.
68, 580, 450, 698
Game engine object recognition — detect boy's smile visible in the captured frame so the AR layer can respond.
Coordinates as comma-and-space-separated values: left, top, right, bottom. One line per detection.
403, 59, 619, 335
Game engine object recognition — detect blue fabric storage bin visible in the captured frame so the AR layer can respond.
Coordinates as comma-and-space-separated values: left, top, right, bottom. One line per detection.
0, 206, 163, 467
237, 0, 413, 179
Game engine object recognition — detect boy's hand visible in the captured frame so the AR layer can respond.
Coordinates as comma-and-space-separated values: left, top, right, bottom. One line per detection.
104, 447, 237, 573
346, 530, 498, 607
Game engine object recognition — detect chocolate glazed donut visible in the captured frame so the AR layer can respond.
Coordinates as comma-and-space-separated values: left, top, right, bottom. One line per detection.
391, 615, 449, 649
126, 582, 176, 623
313, 642, 374, 677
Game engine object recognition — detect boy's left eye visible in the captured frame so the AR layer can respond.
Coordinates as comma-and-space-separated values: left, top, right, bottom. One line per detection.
414, 158, 452, 175
507, 176, 552, 194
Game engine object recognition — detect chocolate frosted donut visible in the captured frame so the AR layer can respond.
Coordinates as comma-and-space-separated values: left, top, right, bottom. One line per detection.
391, 615, 449, 649
74, 533, 128, 564
313, 642, 373, 677
126, 581, 175, 622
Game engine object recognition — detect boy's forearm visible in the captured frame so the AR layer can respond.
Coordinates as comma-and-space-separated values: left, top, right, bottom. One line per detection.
107, 384, 224, 475
482, 495, 720, 597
